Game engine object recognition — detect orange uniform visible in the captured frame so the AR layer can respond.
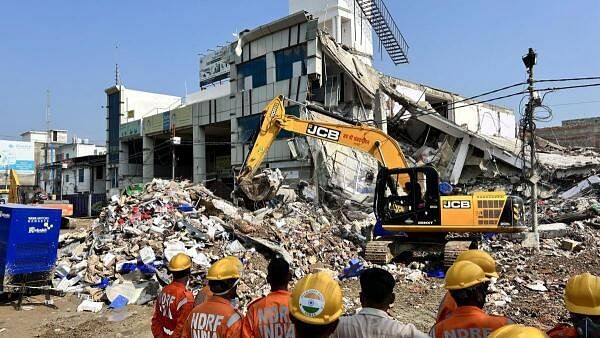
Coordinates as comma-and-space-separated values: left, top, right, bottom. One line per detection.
429, 306, 512, 338
436, 291, 457, 323
547, 325, 578, 338
195, 286, 213, 305
241, 290, 295, 338
151, 280, 195, 338
181, 295, 242, 338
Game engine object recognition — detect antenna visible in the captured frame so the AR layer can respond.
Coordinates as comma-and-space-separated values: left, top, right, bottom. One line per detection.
115, 63, 120, 86
114, 43, 120, 86
45, 90, 51, 138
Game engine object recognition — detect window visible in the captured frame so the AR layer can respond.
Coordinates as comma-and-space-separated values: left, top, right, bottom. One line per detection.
127, 110, 135, 119
237, 105, 300, 143
65, 174, 70, 183
237, 56, 267, 89
66, 153, 70, 159
96, 165, 104, 179
52, 130, 58, 142
78, 169, 84, 183
275, 44, 307, 81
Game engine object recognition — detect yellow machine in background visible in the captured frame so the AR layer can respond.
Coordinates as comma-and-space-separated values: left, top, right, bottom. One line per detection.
237, 96, 526, 263
8, 169, 73, 217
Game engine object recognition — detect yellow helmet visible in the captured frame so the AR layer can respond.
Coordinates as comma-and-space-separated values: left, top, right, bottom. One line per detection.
489, 324, 549, 338
456, 249, 499, 278
289, 272, 343, 325
168, 253, 192, 272
445, 261, 489, 290
564, 272, 600, 316
207, 256, 243, 281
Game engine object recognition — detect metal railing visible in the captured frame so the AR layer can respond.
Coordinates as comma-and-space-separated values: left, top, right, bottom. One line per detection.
356, 0, 409, 64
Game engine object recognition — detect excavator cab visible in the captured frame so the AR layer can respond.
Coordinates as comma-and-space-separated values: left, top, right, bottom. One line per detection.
375, 166, 442, 229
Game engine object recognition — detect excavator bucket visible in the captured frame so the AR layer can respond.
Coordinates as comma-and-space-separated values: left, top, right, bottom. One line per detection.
236, 169, 283, 202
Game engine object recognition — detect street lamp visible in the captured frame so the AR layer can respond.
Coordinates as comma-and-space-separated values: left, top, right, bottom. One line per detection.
522, 48, 537, 69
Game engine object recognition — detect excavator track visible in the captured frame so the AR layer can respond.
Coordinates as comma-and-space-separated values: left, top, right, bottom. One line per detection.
365, 241, 394, 264
443, 240, 477, 267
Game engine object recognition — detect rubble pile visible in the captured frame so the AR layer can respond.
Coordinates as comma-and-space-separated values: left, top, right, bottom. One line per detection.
481, 215, 600, 329
54, 178, 377, 310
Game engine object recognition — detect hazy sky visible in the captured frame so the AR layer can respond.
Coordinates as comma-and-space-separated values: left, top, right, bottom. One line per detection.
1, 0, 598, 143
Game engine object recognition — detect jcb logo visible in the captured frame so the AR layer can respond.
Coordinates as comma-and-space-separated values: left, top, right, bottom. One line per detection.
443, 200, 471, 209
306, 124, 341, 141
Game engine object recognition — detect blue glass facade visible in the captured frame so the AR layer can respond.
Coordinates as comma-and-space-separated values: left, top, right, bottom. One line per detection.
237, 56, 267, 88
237, 105, 300, 143
107, 91, 121, 164
275, 44, 307, 81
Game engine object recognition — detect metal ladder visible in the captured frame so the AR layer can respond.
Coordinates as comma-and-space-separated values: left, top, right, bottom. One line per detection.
356, 0, 409, 65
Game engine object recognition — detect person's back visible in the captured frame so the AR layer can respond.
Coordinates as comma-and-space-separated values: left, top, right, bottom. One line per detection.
183, 295, 242, 337
431, 306, 511, 338
331, 268, 428, 338
181, 256, 244, 338
243, 290, 293, 338
151, 253, 195, 338
242, 256, 294, 338
430, 261, 512, 338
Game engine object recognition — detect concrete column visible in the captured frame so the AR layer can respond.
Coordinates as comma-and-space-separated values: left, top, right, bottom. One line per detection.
374, 90, 387, 134
118, 141, 129, 187
230, 117, 244, 167
333, 16, 342, 43
142, 136, 154, 183
449, 136, 471, 184
193, 126, 206, 182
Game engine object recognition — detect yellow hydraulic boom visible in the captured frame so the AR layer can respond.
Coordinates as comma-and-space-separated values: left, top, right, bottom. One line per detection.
8, 169, 20, 203
237, 95, 409, 200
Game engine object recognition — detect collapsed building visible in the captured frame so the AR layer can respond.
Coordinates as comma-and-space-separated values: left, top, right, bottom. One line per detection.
105, 0, 600, 203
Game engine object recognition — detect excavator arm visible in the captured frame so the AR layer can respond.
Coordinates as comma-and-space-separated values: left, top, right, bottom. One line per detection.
237, 95, 409, 201
8, 169, 20, 203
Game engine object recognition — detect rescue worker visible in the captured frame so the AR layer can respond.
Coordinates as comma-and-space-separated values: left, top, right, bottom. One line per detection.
547, 273, 600, 338
181, 256, 244, 338
242, 255, 294, 338
289, 271, 343, 338
490, 324, 550, 338
331, 267, 428, 338
429, 261, 513, 338
436, 249, 499, 322
151, 253, 195, 338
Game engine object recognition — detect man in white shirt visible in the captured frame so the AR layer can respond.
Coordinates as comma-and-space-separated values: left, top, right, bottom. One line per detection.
330, 267, 428, 338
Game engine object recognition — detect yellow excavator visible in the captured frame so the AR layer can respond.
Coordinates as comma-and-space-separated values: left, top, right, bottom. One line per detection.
8, 169, 73, 217
237, 96, 526, 263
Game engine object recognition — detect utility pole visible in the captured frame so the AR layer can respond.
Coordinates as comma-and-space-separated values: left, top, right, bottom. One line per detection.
521, 48, 541, 248
171, 125, 180, 180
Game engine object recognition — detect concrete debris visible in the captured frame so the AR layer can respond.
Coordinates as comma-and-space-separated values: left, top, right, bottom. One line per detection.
560, 175, 600, 199
525, 281, 548, 292
55, 178, 373, 309
52, 174, 599, 330
77, 300, 103, 313
560, 239, 583, 252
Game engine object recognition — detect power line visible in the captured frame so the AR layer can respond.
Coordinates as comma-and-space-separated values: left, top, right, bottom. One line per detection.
550, 99, 600, 107
535, 76, 600, 83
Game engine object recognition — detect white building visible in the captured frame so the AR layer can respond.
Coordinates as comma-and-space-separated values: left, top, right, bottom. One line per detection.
289, 0, 373, 64
56, 140, 106, 161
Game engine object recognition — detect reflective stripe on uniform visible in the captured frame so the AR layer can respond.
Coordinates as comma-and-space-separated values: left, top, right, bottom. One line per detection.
163, 327, 174, 335
177, 297, 188, 311
227, 313, 241, 328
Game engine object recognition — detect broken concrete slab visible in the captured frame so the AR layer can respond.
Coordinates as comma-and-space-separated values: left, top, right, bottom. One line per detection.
560, 175, 600, 199
560, 239, 583, 252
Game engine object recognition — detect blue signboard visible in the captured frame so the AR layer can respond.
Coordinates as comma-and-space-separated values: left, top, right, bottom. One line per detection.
162, 111, 171, 131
